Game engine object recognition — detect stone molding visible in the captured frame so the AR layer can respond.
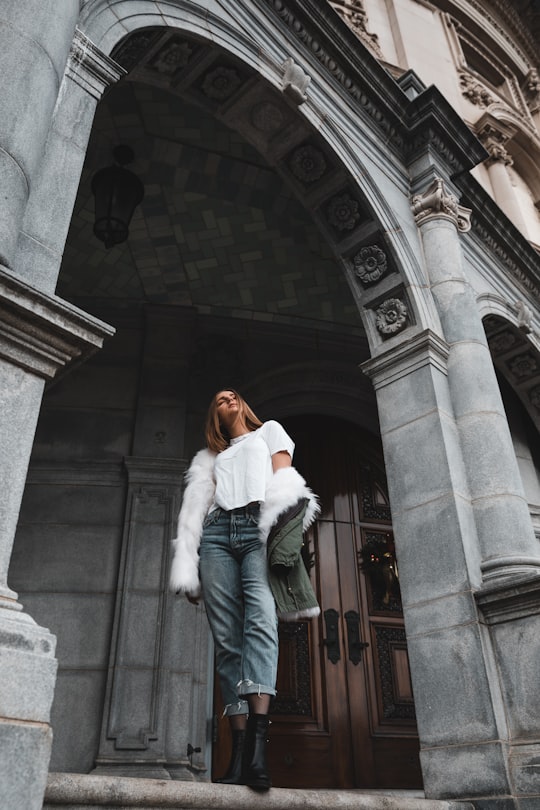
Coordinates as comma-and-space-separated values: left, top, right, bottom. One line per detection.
44, 771, 476, 808
465, 0, 539, 67
266, 0, 407, 152
94, 456, 186, 774
460, 177, 540, 305
25, 459, 124, 487
476, 574, 540, 624
411, 178, 472, 233
405, 86, 488, 176
0, 266, 114, 380
124, 456, 187, 485
480, 556, 540, 586
361, 328, 450, 390
67, 28, 125, 99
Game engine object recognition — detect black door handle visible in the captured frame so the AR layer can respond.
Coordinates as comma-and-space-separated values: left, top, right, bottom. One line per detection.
344, 610, 369, 665
322, 608, 340, 664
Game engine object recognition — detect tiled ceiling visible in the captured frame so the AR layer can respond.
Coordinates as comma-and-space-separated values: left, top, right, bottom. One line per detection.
59, 80, 363, 333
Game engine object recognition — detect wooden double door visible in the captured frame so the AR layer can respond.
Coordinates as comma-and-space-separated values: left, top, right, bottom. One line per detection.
213, 416, 422, 789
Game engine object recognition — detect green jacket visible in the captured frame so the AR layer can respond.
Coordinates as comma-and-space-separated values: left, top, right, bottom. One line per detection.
267, 498, 320, 621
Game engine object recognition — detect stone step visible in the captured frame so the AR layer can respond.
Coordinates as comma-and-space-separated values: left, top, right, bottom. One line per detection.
44, 773, 474, 810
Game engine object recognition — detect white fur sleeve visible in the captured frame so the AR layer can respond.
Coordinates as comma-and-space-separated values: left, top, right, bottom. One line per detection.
258, 466, 320, 542
169, 449, 216, 596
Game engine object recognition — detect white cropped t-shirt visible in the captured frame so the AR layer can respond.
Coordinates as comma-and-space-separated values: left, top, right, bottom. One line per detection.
212, 420, 294, 511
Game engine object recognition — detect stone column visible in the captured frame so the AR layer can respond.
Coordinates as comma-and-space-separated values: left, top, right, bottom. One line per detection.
94, 306, 209, 780
13, 29, 125, 293
0, 1, 79, 269
411, 177, 540, 584
0, 267, 114, 809
398, 177, 540, 805
362, 330, 513, 802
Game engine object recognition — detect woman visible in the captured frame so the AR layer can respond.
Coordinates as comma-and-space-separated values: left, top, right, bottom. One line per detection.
170, 390, 319, 790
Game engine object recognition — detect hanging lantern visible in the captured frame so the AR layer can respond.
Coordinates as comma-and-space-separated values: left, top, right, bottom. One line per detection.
91, 145, 144, 249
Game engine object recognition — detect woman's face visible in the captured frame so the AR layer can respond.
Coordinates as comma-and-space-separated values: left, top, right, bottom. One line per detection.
215, 390, 241, 427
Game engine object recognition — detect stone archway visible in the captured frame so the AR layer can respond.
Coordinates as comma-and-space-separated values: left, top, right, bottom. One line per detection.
5, 3, 540, 807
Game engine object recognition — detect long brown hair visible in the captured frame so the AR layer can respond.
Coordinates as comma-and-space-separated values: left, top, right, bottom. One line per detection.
205, 389, 263, 453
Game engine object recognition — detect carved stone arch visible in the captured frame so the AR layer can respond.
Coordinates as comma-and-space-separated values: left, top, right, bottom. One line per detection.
479, 293, 540, 431
74, 1, 432, 355
238, 361, 381, 434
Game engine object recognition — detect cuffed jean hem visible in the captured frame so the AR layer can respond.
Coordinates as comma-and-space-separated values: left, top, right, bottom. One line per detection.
223, 699, 249, 717
237, 678, 277, 697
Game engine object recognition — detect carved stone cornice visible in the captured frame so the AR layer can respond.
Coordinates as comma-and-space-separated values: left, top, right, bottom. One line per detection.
458, 175, 540, 304
472, 221, 540, 304
67, 28, 126, 99
265, 0, 407, 153
361, 328, 450, 390
405, 85, 489, 175
0, 265, 115, 380
411, 178, 472, 233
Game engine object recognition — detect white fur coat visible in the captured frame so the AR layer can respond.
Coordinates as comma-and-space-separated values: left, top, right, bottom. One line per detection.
169, 448, 319, 598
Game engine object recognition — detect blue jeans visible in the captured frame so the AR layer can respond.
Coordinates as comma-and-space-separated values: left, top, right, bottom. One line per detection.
199, 504, 278, 717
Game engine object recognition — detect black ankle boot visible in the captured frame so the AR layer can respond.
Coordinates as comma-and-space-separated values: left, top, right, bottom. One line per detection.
242, 714, 271, 790
215, 729, 246, 784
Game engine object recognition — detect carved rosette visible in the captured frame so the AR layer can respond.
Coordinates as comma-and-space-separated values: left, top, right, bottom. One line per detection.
490, 331, 517, 354
509, 353, 538, 379
251, 102, 285, 133
411, 178, 472, 233
375, 298, 408, 336
201, 66, 241, 100
530, 385, 540, 411
289, 145, 327, 183
327, 193, 360, 231
150, 40, 193, 75
353, 245, 388, 285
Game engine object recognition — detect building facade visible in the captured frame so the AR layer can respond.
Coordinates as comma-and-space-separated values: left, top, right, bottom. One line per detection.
1, 1, 540, 808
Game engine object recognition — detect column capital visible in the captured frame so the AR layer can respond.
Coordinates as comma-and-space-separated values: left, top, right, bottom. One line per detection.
411, 177, 472, 233
475, 113, 516, 168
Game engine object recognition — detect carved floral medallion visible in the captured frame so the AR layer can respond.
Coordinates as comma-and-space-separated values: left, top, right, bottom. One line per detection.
201, 66, 242, 101
375, 298, 408, 336
327, 193, 360, 231
289, 145, 327, 183
353, 245, 388, 285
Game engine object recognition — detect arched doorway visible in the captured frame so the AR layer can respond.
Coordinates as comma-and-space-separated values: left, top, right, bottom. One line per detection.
213, 415, 422, 789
